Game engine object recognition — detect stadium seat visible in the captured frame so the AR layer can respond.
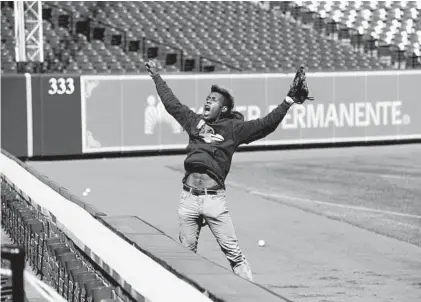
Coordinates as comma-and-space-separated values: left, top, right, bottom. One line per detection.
75, 272, 97, 301
92, 287, 114, 302
84, 280, 107, 300
284, 0, 421, 69
2, 1, 420, 73
68, 266, 87, 300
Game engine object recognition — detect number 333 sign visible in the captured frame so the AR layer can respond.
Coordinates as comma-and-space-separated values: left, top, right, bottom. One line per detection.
48, 77, 75, 95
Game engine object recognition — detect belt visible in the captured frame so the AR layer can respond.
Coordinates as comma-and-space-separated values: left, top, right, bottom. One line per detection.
183, 184, 220, 196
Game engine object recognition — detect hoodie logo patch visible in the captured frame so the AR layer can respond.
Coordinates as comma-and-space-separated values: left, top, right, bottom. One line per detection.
197, 120, 224, 143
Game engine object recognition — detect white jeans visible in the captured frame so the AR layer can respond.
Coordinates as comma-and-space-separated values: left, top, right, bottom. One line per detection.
177, 188, 253, 281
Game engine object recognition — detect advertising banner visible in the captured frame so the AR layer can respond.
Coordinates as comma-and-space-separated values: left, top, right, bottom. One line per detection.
80, 71, 421, 154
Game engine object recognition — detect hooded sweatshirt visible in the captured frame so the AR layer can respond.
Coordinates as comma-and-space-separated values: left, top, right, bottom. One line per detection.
152, 74, 292, 189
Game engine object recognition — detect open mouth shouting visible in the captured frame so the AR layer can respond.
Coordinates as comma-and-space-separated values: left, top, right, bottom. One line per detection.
203, 104, 211, 117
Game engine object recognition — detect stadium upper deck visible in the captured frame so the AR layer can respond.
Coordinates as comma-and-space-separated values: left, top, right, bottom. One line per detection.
1, 1, 420, 74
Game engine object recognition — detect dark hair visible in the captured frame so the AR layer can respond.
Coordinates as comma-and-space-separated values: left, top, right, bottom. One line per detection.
210, 85, 244, 121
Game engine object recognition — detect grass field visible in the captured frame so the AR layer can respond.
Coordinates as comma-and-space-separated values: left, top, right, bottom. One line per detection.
29, 143, 421, 302
227, 144, 421, 247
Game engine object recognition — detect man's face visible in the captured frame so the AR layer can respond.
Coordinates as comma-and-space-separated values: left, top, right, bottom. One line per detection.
203, 92, 226, 122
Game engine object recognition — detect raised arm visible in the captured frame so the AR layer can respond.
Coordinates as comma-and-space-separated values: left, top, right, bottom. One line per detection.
145, 61, 198, 131
234, 98, 294, 144
234, 65, 314, 145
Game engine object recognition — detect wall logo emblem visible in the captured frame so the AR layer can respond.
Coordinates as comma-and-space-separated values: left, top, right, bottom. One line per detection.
144, 95, 182, 135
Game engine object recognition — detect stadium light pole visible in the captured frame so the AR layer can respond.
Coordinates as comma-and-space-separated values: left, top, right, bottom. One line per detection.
14, 0, 26, 63
14, 0, 44, 71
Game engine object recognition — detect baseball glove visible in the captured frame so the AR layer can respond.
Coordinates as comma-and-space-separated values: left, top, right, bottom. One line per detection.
287, 65, 314, 104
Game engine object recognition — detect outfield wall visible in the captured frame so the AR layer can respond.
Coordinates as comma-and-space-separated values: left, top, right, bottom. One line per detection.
2, 71, 421, 159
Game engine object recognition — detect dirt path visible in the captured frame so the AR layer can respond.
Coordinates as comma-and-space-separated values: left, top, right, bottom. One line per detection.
29, 145, 421, 301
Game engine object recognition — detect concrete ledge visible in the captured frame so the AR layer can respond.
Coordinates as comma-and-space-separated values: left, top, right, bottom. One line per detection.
1, 148, 106, 218
100, 215, 292, 302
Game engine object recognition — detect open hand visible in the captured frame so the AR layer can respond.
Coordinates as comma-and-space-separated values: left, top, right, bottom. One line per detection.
145, 60, 158, 77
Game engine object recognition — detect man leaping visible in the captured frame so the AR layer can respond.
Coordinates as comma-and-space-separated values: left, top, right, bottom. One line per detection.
145, 60, 313, 281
